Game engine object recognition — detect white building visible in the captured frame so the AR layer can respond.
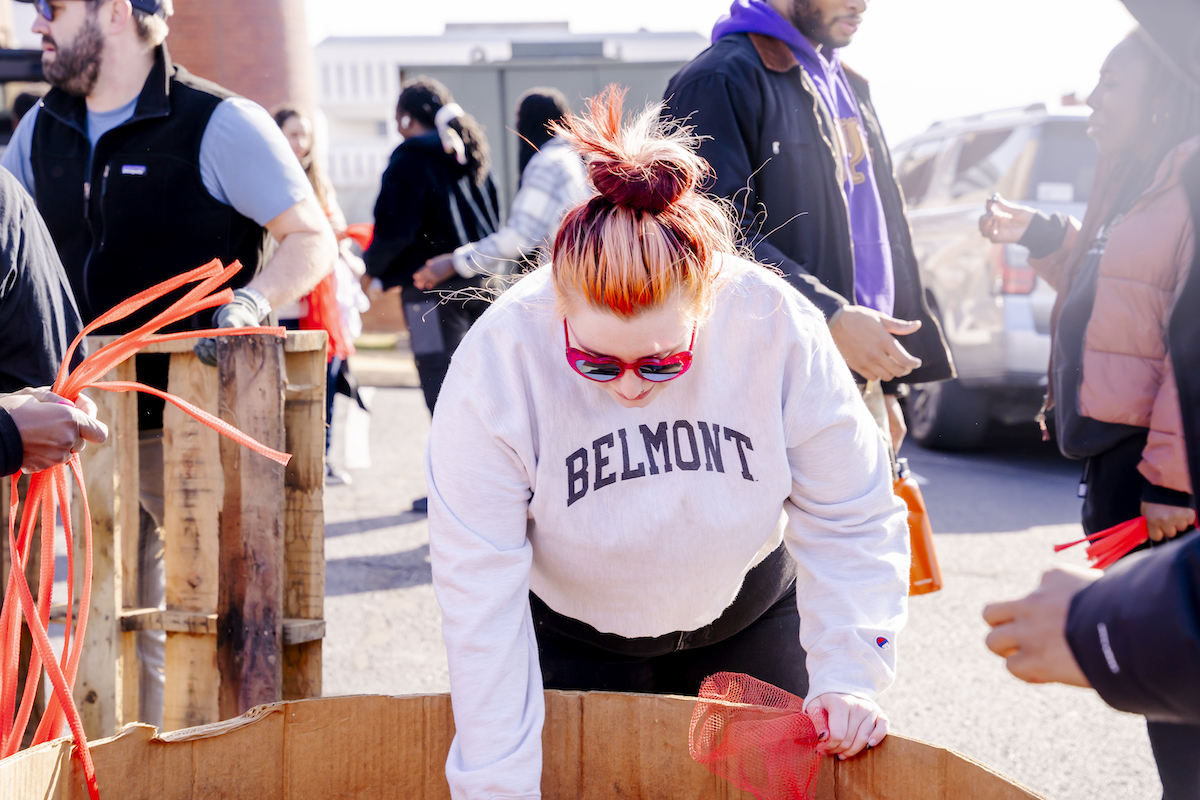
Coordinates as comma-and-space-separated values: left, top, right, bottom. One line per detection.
313, 22, 709, 221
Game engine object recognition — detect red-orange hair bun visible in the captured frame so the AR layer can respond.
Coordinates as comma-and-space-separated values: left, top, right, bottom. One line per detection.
550, 86, 736, 318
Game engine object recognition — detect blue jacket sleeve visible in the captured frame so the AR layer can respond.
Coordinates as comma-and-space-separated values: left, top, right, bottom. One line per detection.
1066, 535, 1200, 723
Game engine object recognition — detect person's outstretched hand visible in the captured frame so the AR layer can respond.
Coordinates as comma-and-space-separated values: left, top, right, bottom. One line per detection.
413, 254, 458, 291
0, 388, 109, 473
829, 305, 922, 382
979, 194, 1037, 244
982, 565, 1099, 687
807, 693, 889, 759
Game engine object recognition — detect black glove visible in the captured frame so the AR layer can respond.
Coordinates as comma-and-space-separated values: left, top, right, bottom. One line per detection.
194, 288, 271, 367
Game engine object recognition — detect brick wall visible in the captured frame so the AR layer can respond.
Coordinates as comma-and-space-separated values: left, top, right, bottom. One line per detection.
166, 0, 315, 113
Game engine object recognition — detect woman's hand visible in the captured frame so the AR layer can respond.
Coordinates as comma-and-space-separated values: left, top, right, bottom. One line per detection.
413, 254, 458, 291
979, 194, 1037, 244
807, 693, 889, 759
1142, 501, 1197, 542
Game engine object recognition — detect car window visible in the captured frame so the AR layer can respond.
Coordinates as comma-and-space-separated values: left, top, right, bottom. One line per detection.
1027, 120, 1097, 203
897, 139, 943, 206
949, 126, 1035, 202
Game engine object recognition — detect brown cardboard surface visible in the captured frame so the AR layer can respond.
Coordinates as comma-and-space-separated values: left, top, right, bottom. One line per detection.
0, 692, 1049, 800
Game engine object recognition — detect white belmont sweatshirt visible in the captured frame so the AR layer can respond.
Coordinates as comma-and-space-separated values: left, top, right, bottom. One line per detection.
426, 257, 909, 800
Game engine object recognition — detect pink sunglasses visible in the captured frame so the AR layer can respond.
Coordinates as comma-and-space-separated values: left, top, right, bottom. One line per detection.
563, 319, 695, 383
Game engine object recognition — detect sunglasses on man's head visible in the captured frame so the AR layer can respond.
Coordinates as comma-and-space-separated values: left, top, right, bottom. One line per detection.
31, 0, 56, 20
563, 319, 695, 383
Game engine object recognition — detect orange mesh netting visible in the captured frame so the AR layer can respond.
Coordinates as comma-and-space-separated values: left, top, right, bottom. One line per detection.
689, 672, 829, 800
1054, 516, 1149, 569
0, 259, 291, 799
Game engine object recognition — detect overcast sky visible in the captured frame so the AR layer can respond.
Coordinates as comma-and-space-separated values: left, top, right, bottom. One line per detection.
302, 0, 1137, 142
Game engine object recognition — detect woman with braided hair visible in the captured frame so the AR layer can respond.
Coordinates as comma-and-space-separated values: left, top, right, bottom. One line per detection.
364, 76, 498, 444
425, 88, 909, 799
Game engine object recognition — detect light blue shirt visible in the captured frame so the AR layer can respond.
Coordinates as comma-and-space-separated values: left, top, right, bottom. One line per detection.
1, 95, 312, 227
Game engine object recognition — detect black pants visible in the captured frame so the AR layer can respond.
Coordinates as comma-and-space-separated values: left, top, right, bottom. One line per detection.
402, 292, 489, 413
532, 544, 808, 698
1083, 433, 1200, 800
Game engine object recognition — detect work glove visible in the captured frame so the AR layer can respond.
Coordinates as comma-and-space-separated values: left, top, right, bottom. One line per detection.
194, 287, 271, 367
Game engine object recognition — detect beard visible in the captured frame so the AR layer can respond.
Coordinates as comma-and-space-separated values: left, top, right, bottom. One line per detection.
42, 13, 104, 97
786, 0, 840, 48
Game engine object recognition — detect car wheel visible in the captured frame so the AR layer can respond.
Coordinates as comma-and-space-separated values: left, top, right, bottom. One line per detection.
907, 379, 990, 450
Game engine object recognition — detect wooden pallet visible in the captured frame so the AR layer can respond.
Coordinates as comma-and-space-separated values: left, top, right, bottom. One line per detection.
2, 332, 327, 739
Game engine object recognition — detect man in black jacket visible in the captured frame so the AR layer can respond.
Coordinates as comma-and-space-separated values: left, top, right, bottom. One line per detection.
0, 165, 107, 476
664, 0, 952, 451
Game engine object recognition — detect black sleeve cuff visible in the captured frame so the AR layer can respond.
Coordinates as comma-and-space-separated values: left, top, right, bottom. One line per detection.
1017, 212, 1071, 258
1066, 536, 1200, 722
0, 408, 23, 477
1141, 483, 1195, 508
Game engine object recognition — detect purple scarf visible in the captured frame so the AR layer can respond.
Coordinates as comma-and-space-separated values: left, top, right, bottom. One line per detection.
712, 0, 895, 315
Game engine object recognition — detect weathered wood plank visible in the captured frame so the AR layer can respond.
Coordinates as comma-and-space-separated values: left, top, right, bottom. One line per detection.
120, 609, 218, 634
86, 330, 326, 355
162, 352, 222, 732
281, 346, 325, 701
71, 371, 125, 739
217, 335, 286, 718
111, 358, 141, 728
282, 618, 325, 646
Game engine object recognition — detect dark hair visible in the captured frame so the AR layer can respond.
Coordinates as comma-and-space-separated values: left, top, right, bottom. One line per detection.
516, 87, 571, 178
397, 76, 491, 186
1109, 29, 1200, 214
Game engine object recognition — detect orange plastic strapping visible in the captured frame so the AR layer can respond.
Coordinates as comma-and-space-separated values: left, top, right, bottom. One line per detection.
1054, 516, 1148, 569
0, 260, 291, 799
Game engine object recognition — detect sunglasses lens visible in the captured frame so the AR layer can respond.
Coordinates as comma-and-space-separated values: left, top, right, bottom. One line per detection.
638, 362, 685, 382
574, 359, 622, 382
37, 0, 53, 20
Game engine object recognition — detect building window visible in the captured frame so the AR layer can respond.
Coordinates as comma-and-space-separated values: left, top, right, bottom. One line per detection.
349, 63, 360, 98
364, 62, 374, 97
321, 63, 331, 100
335, 64, 345, 99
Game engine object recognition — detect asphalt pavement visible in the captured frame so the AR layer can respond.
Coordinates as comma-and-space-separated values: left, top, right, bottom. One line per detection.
323, 375, 1161, 800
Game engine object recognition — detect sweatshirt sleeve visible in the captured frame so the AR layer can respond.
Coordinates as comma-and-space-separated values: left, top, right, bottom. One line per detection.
1066, 535, 1200, 723
780, 304, 910, 705
426, 370, 544, 800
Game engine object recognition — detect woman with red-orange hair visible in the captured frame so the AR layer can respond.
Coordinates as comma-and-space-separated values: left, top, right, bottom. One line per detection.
426, 89, 908, 799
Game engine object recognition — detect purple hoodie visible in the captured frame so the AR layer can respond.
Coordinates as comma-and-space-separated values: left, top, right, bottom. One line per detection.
711, 0, 895, 315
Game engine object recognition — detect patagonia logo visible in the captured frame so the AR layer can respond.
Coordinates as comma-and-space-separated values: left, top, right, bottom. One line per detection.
121, 165, 147, 176
876, 637, 890, 650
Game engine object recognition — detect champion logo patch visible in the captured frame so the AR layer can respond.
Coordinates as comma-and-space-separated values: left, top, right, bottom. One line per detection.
876, 637, 890, 650
122, 164, 147, 176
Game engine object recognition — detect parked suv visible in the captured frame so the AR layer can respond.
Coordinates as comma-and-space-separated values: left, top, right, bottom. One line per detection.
891, 104, 1097, 449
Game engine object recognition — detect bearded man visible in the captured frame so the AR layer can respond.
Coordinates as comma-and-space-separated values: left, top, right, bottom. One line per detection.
0, 0, 336, 727
664, 0, 953, 456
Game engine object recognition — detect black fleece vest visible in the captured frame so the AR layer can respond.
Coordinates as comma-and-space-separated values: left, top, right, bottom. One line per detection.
30, 47, 265, 332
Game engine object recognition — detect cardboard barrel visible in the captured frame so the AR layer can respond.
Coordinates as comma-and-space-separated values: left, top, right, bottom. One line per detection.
0, 692, 1047, 799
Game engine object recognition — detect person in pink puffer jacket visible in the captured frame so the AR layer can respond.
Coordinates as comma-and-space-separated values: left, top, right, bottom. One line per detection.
980, 27, 1200, 799
982, 29, 1198, 544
